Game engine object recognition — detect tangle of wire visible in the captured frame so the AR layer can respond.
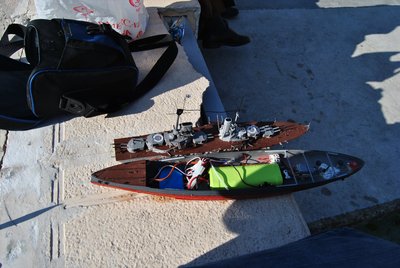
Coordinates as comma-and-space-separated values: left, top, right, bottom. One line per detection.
152, 156, 233, 190
152, 153, 266, 190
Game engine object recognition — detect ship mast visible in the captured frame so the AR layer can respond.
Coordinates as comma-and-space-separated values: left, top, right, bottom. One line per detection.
175, 109, 184, 131
234, 111, 239, 122
174, 94, 190, 131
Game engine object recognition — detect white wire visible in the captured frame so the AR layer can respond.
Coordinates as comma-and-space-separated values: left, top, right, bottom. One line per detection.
156, 157, 233, 190
185, 157, 201, 170
209, 162, 229, 190
210, 158, 230, 164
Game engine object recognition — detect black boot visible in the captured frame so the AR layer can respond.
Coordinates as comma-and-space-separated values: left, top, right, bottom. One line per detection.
221, 7, 239, 19
202, 17, 250, 49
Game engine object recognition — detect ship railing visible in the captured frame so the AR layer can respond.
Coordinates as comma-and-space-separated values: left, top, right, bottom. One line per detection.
325, 152, 337, 177
285, 155, 299, 185
302, 153, 315, 183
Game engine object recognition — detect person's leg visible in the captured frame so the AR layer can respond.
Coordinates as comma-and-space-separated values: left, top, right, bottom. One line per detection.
198, 0, 249, 48
223, 0, 236, 8
221, 0, 239, 19
209, 0, 226, 15
198, 0, 213, 40
202, 16, 250, 48
199, 0, 234, 17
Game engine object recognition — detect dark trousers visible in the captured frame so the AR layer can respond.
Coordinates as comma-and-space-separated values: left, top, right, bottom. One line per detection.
224, 0, 236, 7
198, 0, 235, 38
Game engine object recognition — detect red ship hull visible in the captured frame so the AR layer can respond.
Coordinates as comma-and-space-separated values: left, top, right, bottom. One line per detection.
92, 149, 364, 200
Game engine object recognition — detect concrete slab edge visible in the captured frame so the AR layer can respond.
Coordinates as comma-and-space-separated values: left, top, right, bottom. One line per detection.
308, 198, 400, 234
0, 130, 8, 170
289, 194, 311, 235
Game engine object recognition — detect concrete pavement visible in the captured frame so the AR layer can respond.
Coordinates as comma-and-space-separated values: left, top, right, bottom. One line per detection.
3, 0, 399, 266
0, 1, 310, 267
203, 0, 400, 223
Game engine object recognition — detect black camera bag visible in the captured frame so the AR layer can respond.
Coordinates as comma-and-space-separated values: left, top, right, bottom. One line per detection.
0, 18, 177, 130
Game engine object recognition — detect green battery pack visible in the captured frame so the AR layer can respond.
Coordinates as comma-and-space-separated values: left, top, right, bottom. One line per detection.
209, 163, 283, 190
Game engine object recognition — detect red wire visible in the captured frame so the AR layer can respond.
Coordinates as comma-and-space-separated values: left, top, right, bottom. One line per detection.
154, 163, 180, 182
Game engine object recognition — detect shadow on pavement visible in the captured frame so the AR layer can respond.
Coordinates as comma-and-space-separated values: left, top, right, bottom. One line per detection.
201, 2, 400, 222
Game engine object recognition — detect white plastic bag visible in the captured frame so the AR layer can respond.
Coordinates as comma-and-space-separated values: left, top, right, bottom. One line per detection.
34, 0, 149, 40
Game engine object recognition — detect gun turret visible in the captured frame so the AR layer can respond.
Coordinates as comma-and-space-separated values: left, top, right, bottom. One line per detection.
219, 117, 232, 138
180, 122, 193, 133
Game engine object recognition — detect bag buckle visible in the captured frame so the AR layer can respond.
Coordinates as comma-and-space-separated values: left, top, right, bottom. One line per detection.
86, 24, 131, 40
59, 96, 87, 115
87, 24, 113, 35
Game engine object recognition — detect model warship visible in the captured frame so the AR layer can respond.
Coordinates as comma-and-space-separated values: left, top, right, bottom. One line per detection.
114, 110, 310, 162
92, 149, 364, 200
